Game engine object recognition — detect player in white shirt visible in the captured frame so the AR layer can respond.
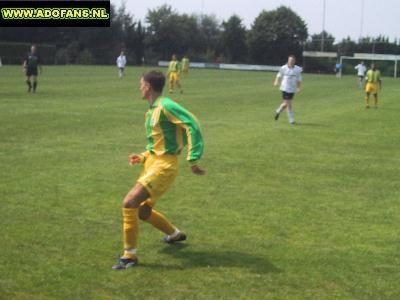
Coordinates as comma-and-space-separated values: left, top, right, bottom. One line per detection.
354, 61, 367, 87
274, 55, 302, 125
116, 51, 127, 78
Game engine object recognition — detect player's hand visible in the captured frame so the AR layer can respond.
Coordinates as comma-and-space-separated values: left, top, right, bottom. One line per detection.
297, 87, 301, 93
129, 154, 143, 166
191, 165, 205, 175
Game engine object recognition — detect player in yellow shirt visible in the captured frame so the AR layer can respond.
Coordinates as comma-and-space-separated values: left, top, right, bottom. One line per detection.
167, 54, 183, 94
182, 55, 190, 75
112, 70, 205, 270
364, 64, 382, 109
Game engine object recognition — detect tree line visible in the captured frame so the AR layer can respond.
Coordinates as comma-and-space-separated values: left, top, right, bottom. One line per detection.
0, 3, 399, 67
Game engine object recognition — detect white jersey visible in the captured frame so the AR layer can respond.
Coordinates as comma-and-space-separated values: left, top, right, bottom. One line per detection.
116, 55, 127, 68
277, 64, 302, 93
355, 64, 366, 77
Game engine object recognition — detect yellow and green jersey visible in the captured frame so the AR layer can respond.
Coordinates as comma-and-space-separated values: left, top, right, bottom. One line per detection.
168, 60, 181, 73
182, 58, 189, 69
144, 97, 204, 163
366, 69, 381, 83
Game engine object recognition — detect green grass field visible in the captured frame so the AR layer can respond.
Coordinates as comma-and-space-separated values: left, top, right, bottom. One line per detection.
1, 65, 399, 299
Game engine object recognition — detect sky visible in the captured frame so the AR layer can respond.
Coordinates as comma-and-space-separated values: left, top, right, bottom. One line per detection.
114, 0, 399, 42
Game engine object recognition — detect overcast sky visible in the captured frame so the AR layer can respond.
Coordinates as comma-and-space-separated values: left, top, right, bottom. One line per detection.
114, 0, 399, 42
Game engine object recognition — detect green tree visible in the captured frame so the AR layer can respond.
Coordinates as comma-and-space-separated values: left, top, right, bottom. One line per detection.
248, 6, 308, 64
145, 5, 199, 60
133, 21, 146, 65
220, 15, 247, 63
197, 14, 222, 61
306, 31, 336, 52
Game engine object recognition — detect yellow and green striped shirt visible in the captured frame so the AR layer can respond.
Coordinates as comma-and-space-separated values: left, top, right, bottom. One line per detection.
366, 69, 381, 83
168, 60, 181, 73
144, 97, 204, 163
182, 58, 189, 69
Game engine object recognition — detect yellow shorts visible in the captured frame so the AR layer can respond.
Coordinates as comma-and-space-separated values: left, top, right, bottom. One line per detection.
365, 83, 378, 94
169, 72, 179, 82
137, 154, 178, 206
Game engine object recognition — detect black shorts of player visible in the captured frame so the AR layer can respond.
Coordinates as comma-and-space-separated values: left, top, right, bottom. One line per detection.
282, 91, 295, 100
26, 68, 38, 77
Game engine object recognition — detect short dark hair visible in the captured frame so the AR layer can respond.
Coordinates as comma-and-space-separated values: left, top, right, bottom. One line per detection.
288, 55, 296, 60
142, 70, 165, 93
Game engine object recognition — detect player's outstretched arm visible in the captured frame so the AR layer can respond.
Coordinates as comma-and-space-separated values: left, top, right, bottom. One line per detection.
274, 77, 280, 87
163, 100, 205, 175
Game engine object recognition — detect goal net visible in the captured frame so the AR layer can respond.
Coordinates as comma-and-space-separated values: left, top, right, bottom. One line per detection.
340, 53, 399, 78
302, 51, 338, 74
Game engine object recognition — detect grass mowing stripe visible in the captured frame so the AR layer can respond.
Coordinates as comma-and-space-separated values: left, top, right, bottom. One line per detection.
0, 65, 399, 299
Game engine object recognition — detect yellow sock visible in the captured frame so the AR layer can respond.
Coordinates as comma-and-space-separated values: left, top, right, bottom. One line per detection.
123, 208, 138, 259
145, 209, 176, 235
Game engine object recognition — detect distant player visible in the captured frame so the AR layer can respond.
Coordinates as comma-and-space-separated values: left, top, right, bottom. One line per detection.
274, 55, 302, 125
23, 45, 42, 93
364, 63, 382, 109
355, 61, 367, 87
116, 51, 127, 78
112, 70, 205, 270
334, 62, 342, 78
182, 55, 190, 74
167, 54, 183, 93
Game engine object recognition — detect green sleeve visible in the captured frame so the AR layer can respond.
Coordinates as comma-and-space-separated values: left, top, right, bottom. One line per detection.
163, 100, 204, 162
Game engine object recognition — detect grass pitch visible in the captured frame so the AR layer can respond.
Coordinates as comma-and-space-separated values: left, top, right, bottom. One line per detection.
0, 65, 399, 299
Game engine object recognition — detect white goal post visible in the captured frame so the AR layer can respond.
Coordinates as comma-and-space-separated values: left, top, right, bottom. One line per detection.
340, 53, 399, 78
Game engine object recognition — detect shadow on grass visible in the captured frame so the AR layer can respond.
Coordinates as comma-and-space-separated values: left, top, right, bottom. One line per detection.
142, 244, 281, 274
295, 122, 329, 127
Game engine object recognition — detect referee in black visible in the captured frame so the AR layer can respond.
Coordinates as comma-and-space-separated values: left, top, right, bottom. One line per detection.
23, 45, 42, 93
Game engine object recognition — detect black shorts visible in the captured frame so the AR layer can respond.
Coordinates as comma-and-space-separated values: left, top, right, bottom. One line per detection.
282, 91, 295, 100
26, 68, 38, 76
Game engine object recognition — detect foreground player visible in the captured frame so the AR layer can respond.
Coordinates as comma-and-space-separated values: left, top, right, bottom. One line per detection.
364, 63, 382, 109
23, 45, 42, 93
112, 70, 205, 270
274, 55, 302, 125
167, 54, 183, 93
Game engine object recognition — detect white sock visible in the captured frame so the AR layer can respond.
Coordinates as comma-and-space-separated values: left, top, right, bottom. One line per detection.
288, 111, 295, 123
169, 229, 180, 239
123, 248, 137, 258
